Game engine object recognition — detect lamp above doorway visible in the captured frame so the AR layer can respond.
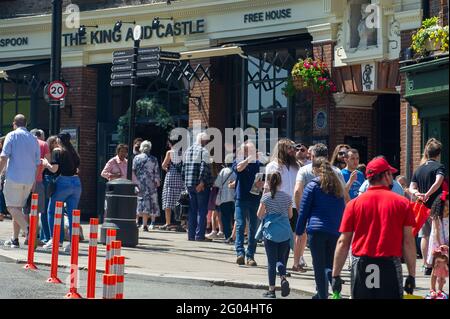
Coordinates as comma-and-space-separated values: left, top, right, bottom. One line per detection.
152, 17, 173, 30
113, 20, 136, 32
78, 24, 98, 37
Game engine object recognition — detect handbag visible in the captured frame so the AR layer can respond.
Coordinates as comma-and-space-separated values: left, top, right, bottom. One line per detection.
411, 200, 431, 237
175, 189, 190, 221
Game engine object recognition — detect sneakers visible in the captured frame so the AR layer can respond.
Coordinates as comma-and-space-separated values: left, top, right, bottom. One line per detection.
143, 225, 149, 232
216, 232, 225, 239
205, 231, 218, 240
64, 244, 71, 253
263, 290, 276, 298
236, 255, 245, 265
43, 239, 63, 250
280, 278, 290, 297
246, 258, 257, 266
4, 238, 19, 248
149, 223, 155, 230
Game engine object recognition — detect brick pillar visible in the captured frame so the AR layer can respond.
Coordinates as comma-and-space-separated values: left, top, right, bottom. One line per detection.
312, 41, 336, 150
188, 58, 212, 129
61, 67, 97, 219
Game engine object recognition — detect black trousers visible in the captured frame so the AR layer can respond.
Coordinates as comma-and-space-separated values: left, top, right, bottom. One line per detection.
351, 256, 403, 299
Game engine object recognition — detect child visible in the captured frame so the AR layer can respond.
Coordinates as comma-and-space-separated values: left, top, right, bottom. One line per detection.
426, 190, 449, 299
256, 172, 293, 298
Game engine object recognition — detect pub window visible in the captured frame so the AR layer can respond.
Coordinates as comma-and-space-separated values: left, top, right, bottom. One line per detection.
242, 38, 312, 150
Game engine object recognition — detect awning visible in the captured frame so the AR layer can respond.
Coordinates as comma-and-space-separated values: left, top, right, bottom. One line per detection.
0, 60, 48, 80
180, 46, 246, 60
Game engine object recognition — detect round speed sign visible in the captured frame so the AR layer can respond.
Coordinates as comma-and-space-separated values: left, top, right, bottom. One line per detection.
47, 80, 67, 100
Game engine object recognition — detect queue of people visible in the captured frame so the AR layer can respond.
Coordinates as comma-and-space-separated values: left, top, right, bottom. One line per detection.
1, 113, 447, 300
0, 114, 82, 253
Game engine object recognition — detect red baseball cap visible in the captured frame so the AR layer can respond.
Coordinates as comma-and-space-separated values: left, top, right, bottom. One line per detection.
366, 157, 398, 179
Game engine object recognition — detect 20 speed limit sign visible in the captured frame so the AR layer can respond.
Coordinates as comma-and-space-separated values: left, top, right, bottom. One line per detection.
47, 80, 67, 100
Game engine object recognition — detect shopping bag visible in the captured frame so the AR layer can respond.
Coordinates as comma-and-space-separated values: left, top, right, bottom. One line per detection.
411, 200, 431, 237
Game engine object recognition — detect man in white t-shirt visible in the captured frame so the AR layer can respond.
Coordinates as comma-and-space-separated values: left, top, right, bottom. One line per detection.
292, 143, 348, 272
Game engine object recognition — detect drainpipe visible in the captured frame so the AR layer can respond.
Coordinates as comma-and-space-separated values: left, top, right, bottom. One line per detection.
406, 103, 412, 182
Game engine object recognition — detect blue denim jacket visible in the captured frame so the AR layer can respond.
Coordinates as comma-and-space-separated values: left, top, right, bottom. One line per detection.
256, 213, 294, 248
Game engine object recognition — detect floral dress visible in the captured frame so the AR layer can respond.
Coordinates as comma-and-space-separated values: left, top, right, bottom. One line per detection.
132, 152, 161, 216
162, 150, 184, 210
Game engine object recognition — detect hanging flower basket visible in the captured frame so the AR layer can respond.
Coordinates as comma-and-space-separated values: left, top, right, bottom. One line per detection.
283, 58, 337, 97
411, 17, 449, 57
292, 76, 305, 90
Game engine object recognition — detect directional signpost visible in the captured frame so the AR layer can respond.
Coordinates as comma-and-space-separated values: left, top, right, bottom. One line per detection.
110, 24, 182, 180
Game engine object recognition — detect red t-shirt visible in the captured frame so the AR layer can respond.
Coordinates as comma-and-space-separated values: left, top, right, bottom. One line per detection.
339, 185, 416, 258
36, 139, 50, 183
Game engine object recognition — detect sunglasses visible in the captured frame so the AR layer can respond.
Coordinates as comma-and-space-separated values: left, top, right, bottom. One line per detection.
338, 151, 348, 156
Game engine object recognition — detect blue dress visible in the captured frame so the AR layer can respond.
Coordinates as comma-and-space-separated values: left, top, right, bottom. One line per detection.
133, 152, 161, 216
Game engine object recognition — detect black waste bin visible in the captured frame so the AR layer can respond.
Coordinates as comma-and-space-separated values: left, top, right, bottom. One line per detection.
100, 178, 138, 247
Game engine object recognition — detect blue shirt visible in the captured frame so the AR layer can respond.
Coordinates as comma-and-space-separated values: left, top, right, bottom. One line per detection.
1, 127, 40, 185
232, 160, 262, 202
358, 179, 404, 196
341, 168, 365, 199
296, 178, 346, 237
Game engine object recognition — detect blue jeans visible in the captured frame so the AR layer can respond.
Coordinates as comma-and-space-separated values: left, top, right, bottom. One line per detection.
219, 201, 234, 239
264, 238, 290, 286
235, 200, 259, 259
47, 176, 82, 244
39, 177, 51, 242
187, 187, 210, 240
308, 231, 339, 299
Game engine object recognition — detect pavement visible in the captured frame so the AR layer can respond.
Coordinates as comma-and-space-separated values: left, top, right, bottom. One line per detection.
0, 217, 445, 299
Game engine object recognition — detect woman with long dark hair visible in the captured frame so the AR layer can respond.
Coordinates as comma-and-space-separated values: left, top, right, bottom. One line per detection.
42, 132, 82, 252
296, 157, 346, 299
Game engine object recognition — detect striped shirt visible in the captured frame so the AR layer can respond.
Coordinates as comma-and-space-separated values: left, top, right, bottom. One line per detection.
261, 191, 292, 217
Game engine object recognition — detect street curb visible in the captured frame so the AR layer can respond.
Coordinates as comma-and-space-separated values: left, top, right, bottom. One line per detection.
2, 252, 315, 297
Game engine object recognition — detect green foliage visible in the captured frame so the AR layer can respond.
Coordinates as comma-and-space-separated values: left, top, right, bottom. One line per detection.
283, 58, 337, 96
117, 97, 174, 143
411, 17, 449, 57
282, 77, 297, 97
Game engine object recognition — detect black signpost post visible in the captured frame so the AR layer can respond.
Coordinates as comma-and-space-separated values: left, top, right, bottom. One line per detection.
110, 33, 182, 179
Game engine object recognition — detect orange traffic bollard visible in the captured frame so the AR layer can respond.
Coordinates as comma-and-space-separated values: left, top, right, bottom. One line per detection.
87, 218, 99, 299
65, 210, 82, 299
24, 193, 39, 270
47, 201, 63, 284
105, 229, 116, 275
102, 274, 117, 299
113, 256, 125, 299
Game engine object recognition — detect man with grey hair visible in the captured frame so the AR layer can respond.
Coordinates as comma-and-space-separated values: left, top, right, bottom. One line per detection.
182, 132, 212, 241
0, 114, 40, 248
291, 143, 348, 274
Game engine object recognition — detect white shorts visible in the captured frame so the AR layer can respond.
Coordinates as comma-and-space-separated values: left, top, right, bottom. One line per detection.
3, 180, 33, 208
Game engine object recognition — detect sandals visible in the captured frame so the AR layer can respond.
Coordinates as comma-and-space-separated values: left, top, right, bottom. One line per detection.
291, 264, 307, 273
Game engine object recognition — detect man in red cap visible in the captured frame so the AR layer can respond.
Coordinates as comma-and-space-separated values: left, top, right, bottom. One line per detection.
331, 157, 417, 299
